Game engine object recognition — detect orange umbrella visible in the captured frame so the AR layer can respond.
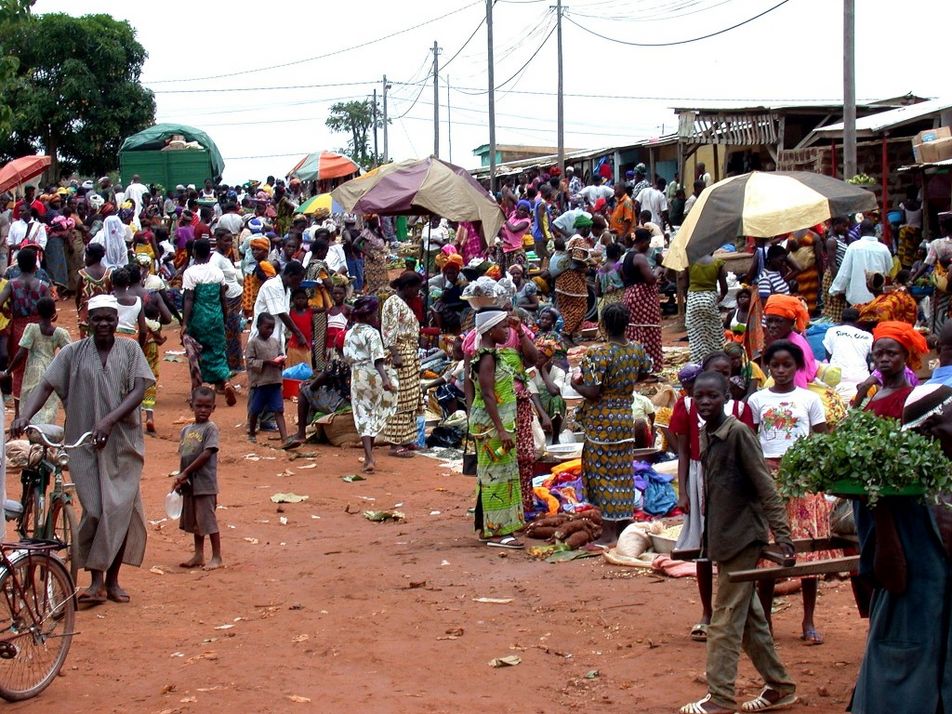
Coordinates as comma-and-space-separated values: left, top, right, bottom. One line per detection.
0, 155, 51, 194
288, 151, 359, 182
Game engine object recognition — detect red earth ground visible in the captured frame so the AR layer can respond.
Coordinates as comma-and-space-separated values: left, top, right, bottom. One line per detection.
3, 311, 866, 714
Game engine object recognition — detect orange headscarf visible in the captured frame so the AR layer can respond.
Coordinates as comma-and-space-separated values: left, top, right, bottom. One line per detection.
763, 294, 810, 333
872, 321, 928, 369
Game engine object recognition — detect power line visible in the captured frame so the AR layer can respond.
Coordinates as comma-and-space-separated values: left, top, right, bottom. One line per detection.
400, 114, 645, 138
563, 0, 791, 47
146, 0, 482, 84
151, 80, 378, 95
453, 18, 556, 96
392, 66, 432, 120
568, 0, 736, 22
447, 85, 864, 103
441, 5, 488, 70
222, 152, 310, 161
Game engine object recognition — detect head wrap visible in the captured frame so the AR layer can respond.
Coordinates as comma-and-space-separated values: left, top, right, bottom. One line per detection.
443, 253, 464, 270
101, 202, 115, 216
764, 294, 810, 333
485, 264, 502, 280
352, 295, 378, 319
118, 208, 134, 222
872, 320, 929, 369
574, 214, 593, 228
902, 384, 952, 431
247, 217, 264, 234
100, 215, 128, 269
678, 363, 702, 385
516, 199, 532, 213
87, 294, 119, 313
135, 253, 152, 267
534, 337, 560, 359
475, 309, 508, 335
49, 215, 70, 232
250, 237, 271, 252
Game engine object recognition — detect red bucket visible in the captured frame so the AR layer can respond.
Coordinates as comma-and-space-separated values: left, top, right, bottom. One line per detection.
282, 378, 302, 399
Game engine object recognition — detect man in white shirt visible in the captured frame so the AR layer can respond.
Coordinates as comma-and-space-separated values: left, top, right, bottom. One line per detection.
822, 307, 872, 396
216, 202, 244, 235
684, 180, 704, 217
251, 262, 307, 348
7, 204, 47, 261
697, 162, 712, 187
829, 220, 893, 306
552, 208, 592, 239
123, 175, 148, 215
577, 177, 613, 209
636, 178, 669, 227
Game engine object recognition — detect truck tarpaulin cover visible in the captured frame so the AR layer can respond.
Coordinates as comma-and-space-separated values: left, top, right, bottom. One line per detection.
120, 124, 225, 178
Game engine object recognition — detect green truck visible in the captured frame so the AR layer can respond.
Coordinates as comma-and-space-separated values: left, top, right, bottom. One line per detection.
119, 123, 225, 189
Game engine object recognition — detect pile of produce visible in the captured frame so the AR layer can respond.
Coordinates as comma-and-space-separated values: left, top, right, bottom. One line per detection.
777, 409, 952, 506
525, 510, 602, 549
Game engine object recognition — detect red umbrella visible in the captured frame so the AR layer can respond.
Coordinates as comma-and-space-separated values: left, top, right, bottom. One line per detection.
0, 155, 51, 194
288, 151, 359, 182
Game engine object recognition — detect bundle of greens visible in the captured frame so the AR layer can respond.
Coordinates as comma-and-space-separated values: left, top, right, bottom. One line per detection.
777, 409, 952, 506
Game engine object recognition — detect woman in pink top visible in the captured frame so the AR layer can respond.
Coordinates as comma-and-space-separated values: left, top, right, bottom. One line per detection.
498, 200, 531, 272
763, 294, 817, 387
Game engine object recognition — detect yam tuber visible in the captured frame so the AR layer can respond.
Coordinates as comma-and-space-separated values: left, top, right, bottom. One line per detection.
526, 526, 557, 540
564, 530, 592, 549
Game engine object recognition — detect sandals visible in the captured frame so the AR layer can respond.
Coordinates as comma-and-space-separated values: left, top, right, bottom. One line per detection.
740, 688, 798, 712
690, 622, 709, 642
486, 536, 523, 549
391, 448, 415, 458
679, 694, 733, 714
280, 438, 302, 450
799, 628, 824, 646
223, 384, 237, 407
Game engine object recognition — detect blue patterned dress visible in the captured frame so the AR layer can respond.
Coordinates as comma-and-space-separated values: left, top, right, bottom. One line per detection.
576, 341, 651, 520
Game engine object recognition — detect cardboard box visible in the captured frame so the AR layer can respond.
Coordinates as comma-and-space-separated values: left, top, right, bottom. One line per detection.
915, 126, 951, 145
934, 137, 952, 162
915, 141, 939, 163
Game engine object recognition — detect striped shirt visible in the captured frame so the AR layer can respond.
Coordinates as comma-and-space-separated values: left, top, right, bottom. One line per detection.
758, 269, 789, 299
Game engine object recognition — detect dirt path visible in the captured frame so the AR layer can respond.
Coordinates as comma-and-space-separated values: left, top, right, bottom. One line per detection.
4, 318, 866, 713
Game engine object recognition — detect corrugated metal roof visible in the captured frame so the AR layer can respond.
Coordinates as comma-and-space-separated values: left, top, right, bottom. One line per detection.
814, 98, 952, 136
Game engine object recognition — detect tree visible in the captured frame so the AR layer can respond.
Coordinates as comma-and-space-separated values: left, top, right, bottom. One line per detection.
0, 0, 34, 135
325, 99, 386, 168
0, 13, 156, 179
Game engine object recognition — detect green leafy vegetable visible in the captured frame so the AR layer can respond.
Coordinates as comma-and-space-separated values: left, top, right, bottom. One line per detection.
777, 410, 952, 506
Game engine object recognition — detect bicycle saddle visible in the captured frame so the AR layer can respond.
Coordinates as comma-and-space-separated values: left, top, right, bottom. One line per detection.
3, 499, 22, 521
27, 424, 65, 445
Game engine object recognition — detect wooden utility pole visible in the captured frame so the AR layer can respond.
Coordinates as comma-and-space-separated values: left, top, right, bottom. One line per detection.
382, 75, 389, 163
555, 0, 565, 174
843, 0, 856, 179
487, 0, 496, 193
372, 88, 378, 165
432, 41, 441, 158
447, 75, 453, 164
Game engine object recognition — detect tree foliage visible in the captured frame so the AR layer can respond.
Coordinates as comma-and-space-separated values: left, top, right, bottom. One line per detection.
325, 99, 387, 168
0, 13, 156, 178
0, 0, 34, 135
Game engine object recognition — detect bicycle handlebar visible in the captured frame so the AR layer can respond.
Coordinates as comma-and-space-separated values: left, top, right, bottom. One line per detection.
24, 426, 95, 450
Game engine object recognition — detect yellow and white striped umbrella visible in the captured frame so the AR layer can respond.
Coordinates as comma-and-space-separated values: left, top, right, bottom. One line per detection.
663, 171, 878, 271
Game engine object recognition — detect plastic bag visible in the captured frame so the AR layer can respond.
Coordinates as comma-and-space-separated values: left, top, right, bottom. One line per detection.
165, 490, 183, 520
282, 363, 314, 380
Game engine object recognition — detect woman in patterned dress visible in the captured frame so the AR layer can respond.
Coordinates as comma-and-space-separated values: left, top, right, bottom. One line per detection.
360, 216, 390, 296
685, 253, 727, 364
469, 309, 525, 548
381, 272, 424, 456
621, 229, 663, 372
343, 296, 398, 473
572, 303, 652, 544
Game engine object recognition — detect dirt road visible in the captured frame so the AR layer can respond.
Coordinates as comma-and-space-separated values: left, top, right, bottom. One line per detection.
4, 330, 865, 714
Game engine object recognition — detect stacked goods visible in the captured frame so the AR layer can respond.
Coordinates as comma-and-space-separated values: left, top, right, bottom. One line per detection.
525, 510, 603, 549
912, 127, 952, 164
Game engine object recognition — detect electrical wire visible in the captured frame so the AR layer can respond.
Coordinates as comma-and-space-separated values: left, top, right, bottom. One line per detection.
151, 80, 378, 95
146, 0, 482, 84
440, 5, 488, 70
562, 0, 790, 47
452, 19, 556, 96
568, 0, 736, 22
391, 66, 433, 120
400, 114, 642, 139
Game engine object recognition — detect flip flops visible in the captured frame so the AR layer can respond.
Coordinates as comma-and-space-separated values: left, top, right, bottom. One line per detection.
690, 623, 709, 642
800, 628, 824, 645
485, 536, 523, 549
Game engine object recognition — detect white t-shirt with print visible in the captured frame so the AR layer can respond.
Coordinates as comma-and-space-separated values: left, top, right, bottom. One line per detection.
747, 387, 825, 459
823, 325, 872, 383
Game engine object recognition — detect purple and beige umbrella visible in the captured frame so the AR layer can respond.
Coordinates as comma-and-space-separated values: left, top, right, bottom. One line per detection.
663, 171, 879, 271
331, 157, 503, 244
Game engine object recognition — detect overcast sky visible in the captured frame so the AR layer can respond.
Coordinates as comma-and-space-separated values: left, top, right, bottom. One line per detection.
34, 0, 949, 184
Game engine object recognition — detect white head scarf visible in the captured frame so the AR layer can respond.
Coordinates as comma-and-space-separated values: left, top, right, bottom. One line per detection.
98, 215, 128, 269
87, 294, 119, 313
475, 309, 507, 335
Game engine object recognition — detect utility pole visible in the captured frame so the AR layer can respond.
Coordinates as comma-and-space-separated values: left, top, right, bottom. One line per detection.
843, 0, 856, 179
382, 75, 390, 163
554, 0, 565, 174
487, 0, 497, 193
372, 88, 378, 166
432, 41, 441, 158
447, 75, 453, 164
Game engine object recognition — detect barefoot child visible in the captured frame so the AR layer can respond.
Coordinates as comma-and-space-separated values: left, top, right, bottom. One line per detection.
174, 386, 222, 570
286, 287, 314, 369
680, 370, 797, 714
245, 313, 299, 449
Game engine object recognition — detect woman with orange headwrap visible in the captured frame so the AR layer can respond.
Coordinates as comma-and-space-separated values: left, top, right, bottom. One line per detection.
762, 294, 816, 388
242, 237, 276, 317
857, 271, 918, 327
862, 321, 925, 419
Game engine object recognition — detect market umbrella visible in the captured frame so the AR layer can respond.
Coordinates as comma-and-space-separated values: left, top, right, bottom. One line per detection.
298, 192, 342, 216
0, 155, 51, 194
663, 171, 878, 270
288, 151, 359, 182
331, 156, 504, 243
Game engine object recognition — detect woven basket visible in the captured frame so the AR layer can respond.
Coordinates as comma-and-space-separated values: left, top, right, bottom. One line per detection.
716, 251, 753, 275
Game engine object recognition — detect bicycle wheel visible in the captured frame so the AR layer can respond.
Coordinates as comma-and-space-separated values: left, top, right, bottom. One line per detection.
46, 502, 78, 584
0, 553, 75, 702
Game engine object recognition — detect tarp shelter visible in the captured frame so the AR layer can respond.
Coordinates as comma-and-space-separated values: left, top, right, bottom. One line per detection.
120, 124, 225, 179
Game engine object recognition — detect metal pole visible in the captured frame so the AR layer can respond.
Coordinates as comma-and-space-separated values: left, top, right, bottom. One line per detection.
555, 0, 565, 175
843, 0, 856, 179
447, 75, 453, 164
433, 41, 440, 158
372, 88, 378, 166
382, 75, 389, 162
487, 0, 497, 194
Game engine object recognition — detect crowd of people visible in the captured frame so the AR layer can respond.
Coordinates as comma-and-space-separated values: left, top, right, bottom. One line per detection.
0, 161, 949, 713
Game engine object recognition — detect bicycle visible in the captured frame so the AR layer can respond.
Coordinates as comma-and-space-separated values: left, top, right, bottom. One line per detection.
0, 539, 76, 701
5, 426, 93, 583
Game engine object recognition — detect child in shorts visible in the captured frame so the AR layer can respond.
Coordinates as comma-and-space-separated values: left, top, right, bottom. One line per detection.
246, 312, 298, 448
174, 386, 222, 570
